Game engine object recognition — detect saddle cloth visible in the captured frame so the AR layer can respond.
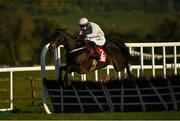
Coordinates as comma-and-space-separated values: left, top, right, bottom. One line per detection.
89, 46, 107, 63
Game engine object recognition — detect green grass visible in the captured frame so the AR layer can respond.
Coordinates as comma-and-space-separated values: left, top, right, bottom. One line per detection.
0, 70, 180, 120
0, 111, 180, 120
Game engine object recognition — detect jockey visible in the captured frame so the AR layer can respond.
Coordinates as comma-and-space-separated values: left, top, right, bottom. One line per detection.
78, 17, 106, 61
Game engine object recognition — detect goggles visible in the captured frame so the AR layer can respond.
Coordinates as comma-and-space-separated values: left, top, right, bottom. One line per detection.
79, 24, 88, 28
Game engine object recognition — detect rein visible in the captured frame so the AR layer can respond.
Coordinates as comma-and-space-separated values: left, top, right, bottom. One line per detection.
68, 46, 87, 53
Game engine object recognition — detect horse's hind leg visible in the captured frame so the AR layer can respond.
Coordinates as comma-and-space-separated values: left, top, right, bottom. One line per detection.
126, 63, 131, 77
125, 63, 134, 79
113, 60, 134, 79
112, 61, 124, 80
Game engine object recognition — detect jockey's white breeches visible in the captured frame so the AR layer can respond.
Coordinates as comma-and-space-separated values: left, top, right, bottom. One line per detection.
88, 36, 106, 46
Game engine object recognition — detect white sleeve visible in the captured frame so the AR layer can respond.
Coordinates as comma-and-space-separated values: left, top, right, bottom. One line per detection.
87, 24, 99, 38
79, 30, 83, 35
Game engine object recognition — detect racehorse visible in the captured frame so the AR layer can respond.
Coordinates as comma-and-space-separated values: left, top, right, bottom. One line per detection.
49, 28, 136, 85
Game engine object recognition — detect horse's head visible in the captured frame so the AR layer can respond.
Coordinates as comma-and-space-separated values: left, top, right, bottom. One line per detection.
49, 28, 66, 50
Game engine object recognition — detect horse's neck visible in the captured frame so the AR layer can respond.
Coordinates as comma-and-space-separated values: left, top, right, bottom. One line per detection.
63, 33, 78, 51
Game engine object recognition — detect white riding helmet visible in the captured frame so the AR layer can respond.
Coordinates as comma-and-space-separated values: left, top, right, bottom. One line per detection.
79, 17, 89, 26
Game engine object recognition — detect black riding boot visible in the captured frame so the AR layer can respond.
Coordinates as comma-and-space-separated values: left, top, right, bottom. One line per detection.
90, 42, 100, 61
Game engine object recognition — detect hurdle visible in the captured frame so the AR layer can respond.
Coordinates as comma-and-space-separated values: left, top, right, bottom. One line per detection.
41, 43, 180, 114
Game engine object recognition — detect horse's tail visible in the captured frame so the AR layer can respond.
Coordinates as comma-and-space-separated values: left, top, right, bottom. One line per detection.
109, 39, 140, 64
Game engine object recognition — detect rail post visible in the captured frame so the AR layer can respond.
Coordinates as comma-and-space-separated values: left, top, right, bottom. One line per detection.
40, 43, 52, 114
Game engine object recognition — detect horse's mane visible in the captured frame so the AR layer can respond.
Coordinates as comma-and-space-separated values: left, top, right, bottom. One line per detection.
58, 27, 86, 48
57, 28, 75, 39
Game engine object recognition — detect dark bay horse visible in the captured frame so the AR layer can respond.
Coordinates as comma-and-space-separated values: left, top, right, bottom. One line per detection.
49, 28, 135, 85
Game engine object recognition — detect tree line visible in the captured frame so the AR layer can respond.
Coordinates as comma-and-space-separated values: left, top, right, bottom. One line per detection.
0, 10, 59, 65
1, 0, 180, 14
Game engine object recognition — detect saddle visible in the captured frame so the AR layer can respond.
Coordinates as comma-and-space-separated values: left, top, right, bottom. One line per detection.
76, 36, 107, 63
77, 38, 107, 71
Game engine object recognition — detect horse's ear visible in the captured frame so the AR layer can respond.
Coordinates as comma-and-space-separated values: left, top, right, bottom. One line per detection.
61, 28, 67, 31
54, 28, 58, 31
55, 27, 66, 32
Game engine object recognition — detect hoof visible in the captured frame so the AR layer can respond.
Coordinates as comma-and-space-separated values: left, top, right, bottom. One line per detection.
64, 79, 71, 86
127, 74, 135, 81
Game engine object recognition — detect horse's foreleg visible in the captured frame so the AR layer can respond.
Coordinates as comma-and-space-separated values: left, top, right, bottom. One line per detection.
58, 65, 72, 86
63, 71, 68, 81
58, 65, 66, 84
63, 66, 73, 86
